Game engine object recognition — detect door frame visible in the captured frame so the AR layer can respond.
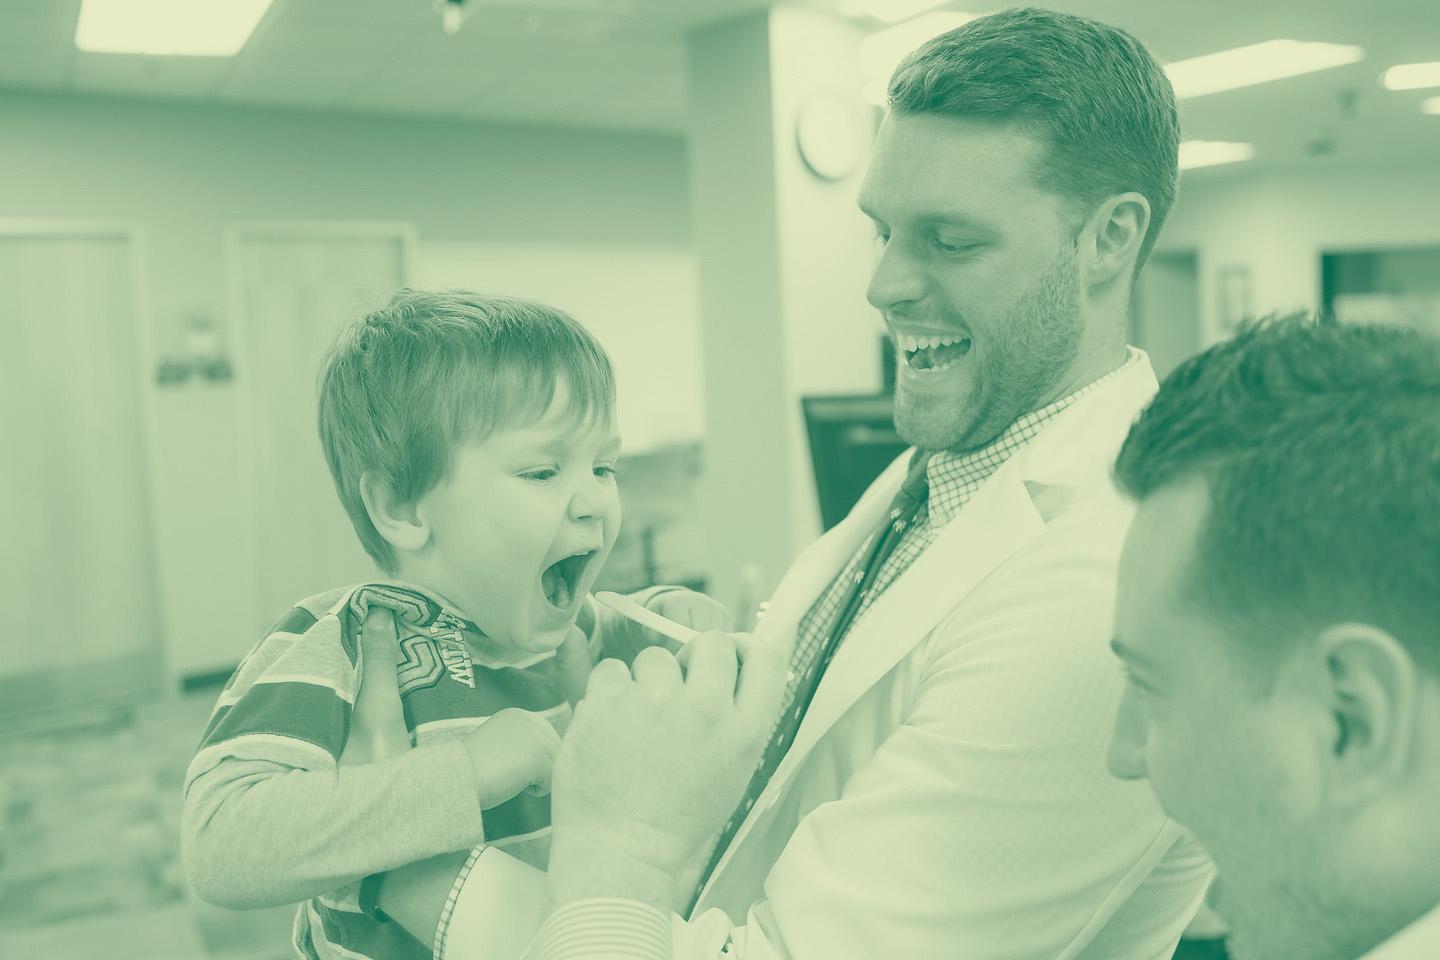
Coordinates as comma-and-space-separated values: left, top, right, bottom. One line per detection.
0, 219, 169, 726
223, 220, 417, 637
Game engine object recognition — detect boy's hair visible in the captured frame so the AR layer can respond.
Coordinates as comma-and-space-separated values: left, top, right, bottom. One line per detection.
318, 288, 616, 573
888, 7, 1179, 276
1114, 315, 1440, 681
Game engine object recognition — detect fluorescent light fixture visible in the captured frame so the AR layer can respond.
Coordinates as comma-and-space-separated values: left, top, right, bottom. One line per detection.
1382, 62, 1440, 91
1165, 40, 1364, 99
861, 12, 979, 104
1422, 95, 1440, 115
75, 0, 274, 56
840, 0, 957, 24
1179, 140, 1256, 170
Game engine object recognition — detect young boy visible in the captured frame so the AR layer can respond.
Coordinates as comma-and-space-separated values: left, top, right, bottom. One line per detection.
181, 289, 724, 959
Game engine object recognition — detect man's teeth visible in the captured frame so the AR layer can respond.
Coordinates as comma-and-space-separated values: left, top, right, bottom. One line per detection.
897, 333, 970, 353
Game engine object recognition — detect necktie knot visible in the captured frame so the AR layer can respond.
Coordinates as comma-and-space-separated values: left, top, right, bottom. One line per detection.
898, 448, 932, 506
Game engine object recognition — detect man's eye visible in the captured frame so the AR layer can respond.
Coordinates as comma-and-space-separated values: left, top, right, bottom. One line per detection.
934, 238, 976, 256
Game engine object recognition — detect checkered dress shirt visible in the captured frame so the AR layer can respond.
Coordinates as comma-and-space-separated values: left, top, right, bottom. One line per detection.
782, 351, 1140, 710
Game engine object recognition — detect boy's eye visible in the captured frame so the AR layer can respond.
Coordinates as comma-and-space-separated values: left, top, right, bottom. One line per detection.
594, 464, 618, 480
523, 468, 558, 482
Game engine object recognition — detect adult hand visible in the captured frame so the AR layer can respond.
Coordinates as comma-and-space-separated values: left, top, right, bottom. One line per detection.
547, 630, 788, 909
598, 587, 734, 665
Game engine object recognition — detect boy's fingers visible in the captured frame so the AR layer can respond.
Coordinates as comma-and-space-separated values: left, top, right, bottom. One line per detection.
652, 592, 734, 633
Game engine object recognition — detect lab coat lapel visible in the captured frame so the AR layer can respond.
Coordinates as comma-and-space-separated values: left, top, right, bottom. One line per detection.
767, 465, 1045, 792
704, 353, 1160, 899
750, 452, 911, 658
775, 354, 1159, 770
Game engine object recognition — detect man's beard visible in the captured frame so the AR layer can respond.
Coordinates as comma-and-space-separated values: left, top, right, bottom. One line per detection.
1211, 823, 1374, 960
893, 248, 1086, 454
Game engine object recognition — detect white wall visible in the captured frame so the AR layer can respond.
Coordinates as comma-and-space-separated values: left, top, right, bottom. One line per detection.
0, 90, 691, 680
1158, 160, 1440, 343
686, 8, 882, 614
414, 241, 704, 454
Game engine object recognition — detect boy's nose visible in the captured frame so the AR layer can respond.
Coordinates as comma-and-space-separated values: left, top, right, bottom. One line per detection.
567, 481, 609, 523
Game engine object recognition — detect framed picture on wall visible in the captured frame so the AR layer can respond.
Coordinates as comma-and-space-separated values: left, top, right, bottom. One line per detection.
1217, 265, 1252, 332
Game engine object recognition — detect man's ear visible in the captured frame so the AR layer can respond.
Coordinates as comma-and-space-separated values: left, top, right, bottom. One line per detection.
360, 471, 430, 554
1082, 191, 1151, 288
1313, 622, 1418, 810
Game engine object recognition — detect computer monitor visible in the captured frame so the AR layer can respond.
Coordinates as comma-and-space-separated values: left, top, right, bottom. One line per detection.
802, 394, 909, 531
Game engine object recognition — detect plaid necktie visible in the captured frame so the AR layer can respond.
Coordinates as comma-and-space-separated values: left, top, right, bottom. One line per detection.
686, 449, 933, 913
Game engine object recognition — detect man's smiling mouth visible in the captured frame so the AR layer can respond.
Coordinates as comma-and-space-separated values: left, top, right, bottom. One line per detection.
897, 332, 973, 372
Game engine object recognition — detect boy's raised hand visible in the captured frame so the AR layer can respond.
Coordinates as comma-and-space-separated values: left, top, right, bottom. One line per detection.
459, 708, 563, 810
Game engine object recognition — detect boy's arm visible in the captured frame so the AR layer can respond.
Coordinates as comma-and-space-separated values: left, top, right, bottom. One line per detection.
181, 605, 483, 910
181, 741, 485, 910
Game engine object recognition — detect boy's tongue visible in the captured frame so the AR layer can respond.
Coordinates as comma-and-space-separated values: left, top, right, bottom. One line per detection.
541, 562, 573, 610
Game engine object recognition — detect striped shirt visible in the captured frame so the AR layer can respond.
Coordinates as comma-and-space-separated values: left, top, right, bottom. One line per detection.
183, 582, 571, 960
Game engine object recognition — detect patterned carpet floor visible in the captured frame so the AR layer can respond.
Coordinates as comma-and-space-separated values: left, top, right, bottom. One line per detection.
0, 690, 294, 959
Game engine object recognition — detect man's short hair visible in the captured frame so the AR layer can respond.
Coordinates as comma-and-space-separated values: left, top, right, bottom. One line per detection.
1114, 316, 1440, 679
888, 7, 1179, 274
317, 288, 616, 573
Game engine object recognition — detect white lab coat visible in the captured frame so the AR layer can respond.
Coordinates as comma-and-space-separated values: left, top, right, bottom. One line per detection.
679, 352, 1212, 959
440, 352, 1212, 960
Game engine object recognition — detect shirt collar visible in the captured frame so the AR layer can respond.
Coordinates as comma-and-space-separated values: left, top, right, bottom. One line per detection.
361, 580, 554, 669
926, 348, 1141, 527
1360, 902, 1440, 960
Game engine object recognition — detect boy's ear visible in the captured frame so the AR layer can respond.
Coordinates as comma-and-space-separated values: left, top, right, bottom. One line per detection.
360, 472, 431, 554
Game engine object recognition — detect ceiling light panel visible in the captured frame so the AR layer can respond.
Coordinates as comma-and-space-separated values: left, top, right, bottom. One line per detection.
75, 0, 274, 56
840, 0, 956, 24
1179, 140, 1257, 170
1382, 62, 1440, 91
1166, 40, 1364, 99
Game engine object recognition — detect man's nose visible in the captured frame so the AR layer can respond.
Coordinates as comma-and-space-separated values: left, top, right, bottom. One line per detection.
1106, 687, 1149, 781
866, 240, 925, 312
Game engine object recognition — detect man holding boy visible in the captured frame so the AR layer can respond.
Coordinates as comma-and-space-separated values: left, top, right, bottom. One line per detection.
379, 8, 1213, 958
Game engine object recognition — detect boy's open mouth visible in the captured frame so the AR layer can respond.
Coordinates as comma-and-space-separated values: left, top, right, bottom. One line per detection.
540, 550, 597, 612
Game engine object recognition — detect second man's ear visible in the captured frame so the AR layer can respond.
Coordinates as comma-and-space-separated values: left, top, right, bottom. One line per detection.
360, 471, 431, 554
1315, 622, 1419, 810
1084, 192, 1151, 287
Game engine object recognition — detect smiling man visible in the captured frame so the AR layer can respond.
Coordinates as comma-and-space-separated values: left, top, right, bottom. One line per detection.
372, 9, 1213, 959
1108, 318, 1440, 960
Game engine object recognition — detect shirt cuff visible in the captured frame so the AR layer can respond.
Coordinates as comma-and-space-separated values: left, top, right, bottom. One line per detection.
529, 898, 671, 960
432, 845, 487, 960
